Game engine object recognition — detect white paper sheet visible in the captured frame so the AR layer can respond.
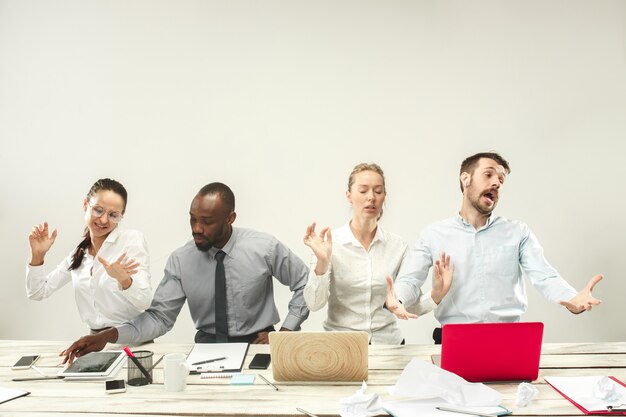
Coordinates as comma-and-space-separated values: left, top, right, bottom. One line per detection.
186, 343, 249, 373
0, 386, 30, 404
545, 376, 626, 412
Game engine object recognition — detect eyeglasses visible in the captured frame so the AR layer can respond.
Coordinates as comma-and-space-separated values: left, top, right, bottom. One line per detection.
88, 203, 124, 224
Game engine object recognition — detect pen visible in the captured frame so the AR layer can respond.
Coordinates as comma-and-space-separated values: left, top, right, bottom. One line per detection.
123, 346, 152, 384
12, 376, 64, 381
192, 357, 227, 366
147, 355, 163, 373
258, 374, 279, 391
296, 408, 320, 417
436, 406, 507, 417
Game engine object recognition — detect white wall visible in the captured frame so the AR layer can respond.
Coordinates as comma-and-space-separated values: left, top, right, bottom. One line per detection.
1, 0, 625, 345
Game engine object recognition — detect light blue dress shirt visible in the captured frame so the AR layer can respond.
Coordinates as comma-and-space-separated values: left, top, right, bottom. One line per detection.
117, 227, 309, 344
394, 215, 577, 324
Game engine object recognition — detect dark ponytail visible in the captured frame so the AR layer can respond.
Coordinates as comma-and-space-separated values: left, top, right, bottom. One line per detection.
70, 230, 91, 270
68, 178, 128, 271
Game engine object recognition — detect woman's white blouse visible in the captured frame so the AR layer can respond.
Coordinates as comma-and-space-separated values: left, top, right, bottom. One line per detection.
26, 228, 152, 330
304, 222, 435, 344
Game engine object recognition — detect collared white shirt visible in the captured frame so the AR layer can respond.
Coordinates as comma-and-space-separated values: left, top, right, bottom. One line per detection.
26, 228, 152, 330
395, 214, 578, 325
304, 222, 435, 345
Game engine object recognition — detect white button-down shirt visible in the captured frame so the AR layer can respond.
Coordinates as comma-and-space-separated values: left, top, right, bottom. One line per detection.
304, 222, 436, 344
26, 228, 152, 330
395, 215, 578, 324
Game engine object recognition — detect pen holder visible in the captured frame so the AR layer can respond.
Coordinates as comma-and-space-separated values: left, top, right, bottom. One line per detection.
127, 350, 153, 386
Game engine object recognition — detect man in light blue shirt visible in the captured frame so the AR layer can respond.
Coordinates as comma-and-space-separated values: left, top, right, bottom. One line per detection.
61, 182, 310, 362
390, 152, 603, 343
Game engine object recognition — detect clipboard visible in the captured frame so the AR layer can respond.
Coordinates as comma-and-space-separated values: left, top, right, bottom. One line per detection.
186, 343, 249, 373
545, 376, 626, 415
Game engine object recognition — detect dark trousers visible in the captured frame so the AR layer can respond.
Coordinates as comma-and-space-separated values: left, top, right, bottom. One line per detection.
433, 327, 442, 345
195, 325, 275, 343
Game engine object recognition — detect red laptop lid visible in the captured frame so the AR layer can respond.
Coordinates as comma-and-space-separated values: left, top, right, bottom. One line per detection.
440, 322, 544, 382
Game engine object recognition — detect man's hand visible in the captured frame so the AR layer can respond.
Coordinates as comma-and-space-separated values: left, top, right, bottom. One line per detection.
559, 274, 603, 314
251, 327, 290, 344
432, 252, 454, 304
251, 331, 270, 344
60, 328, 119, 365
385, 276, 418, 320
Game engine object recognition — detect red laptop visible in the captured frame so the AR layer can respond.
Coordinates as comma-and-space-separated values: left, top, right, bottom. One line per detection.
437, 322, 544, 383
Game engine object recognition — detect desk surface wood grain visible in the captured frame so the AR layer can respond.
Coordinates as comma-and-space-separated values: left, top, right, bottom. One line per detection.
1, 340, 624, 417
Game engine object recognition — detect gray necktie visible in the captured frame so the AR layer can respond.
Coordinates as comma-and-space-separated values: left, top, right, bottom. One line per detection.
214, 250, 228, 342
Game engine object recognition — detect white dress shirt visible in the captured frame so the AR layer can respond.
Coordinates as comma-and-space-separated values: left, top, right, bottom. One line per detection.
26, 228, 152, 330
395, 214, 578, 325
304, 222, 436, 344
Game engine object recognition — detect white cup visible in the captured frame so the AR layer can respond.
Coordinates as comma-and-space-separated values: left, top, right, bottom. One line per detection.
163, 353, 190, 392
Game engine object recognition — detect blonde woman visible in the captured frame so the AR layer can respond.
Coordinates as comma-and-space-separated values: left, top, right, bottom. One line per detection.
303, 163, 453, 344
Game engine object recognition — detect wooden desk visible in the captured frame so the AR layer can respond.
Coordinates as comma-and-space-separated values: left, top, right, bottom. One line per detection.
1, 340, 625, 416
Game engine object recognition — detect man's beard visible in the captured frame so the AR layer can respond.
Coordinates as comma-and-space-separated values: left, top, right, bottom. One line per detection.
193, 235, 214, 252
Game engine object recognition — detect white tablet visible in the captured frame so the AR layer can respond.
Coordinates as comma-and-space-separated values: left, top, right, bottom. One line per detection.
58, 351, 126, 380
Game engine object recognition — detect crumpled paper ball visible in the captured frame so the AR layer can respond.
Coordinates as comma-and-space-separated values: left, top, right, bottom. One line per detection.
593, 376, 623, 403
339, 381, 383, 417
516, 382, 539, 407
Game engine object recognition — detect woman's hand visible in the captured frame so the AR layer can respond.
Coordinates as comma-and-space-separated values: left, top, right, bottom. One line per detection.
303, 222, 332, 275
28, 222, 57, 265
98, 252, 140, 290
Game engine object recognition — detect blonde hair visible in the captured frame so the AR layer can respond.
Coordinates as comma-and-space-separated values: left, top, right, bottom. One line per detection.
347, 162, 386, 192
347, 162, 386, 219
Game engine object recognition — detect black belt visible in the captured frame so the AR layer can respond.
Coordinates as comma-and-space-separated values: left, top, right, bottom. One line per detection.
195, 325, 275, 344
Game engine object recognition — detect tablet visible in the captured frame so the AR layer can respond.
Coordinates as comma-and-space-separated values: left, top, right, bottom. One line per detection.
58, 351, 126, 380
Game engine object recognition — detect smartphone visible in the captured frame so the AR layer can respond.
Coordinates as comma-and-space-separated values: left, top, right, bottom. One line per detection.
249, 353, 271, 369
105, 379, 126, 394
12, 355, 40, 370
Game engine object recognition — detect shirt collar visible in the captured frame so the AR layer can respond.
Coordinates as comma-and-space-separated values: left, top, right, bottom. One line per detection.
335, 221, 385, 247
457, 213, 498, 231
209, 227, 237, 259
103, 227, 122, 244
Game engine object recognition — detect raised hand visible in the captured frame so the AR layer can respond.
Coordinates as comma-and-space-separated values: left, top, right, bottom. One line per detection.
432, 252, 454, 304
385, 276, 418, 320
303, 222, 332, 275
28, 222, 58, 265
97, 252, 140, 290
559, 274, 603, 314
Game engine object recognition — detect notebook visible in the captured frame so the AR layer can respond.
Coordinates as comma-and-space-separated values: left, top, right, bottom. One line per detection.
433, 322, 544, 382
269, 331, 368, 382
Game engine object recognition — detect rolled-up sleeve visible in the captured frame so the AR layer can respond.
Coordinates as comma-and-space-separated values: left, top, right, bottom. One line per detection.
269, 241, 310, 330
117, 254, 186, 345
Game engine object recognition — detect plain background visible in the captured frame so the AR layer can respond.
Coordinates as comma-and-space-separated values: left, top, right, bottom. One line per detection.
1, 0, 624, 345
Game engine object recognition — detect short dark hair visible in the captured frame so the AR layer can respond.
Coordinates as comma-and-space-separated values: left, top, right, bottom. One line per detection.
197, 182, 235, 213
459, 152, 511, 192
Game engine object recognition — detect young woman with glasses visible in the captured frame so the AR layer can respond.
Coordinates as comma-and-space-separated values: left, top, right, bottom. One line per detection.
26, 178, 152, 333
